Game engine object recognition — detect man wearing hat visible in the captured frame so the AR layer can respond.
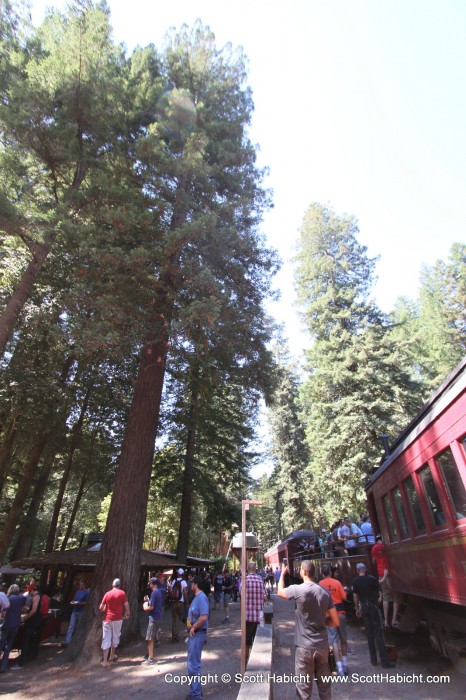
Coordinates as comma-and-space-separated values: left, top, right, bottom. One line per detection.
352, 563, 395, 668
99, 578, 130, 667
170, 569, 187, 642
142, 577, 162, 665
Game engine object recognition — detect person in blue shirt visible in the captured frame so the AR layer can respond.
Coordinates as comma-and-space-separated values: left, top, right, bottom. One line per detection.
63, 579, 89, 646
186, 576, 209, 699
142, 577, 162, 665
155, 572, 167, 607
0, 585, 24, 673
360, 514, 375, 544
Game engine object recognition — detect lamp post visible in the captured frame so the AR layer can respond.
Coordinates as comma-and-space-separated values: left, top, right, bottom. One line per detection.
240, 499, 263, 675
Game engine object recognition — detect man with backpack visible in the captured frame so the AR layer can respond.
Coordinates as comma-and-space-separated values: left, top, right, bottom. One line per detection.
170, 568, 187, 642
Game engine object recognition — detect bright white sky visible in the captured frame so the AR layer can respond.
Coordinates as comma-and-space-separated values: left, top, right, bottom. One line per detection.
30, 0, 466, 353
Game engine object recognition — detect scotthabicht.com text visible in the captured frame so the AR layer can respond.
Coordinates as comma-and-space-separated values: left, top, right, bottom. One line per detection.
164, 672, 450, 686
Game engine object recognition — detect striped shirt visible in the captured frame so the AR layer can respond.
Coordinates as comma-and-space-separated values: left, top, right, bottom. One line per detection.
245, 573, 266, 623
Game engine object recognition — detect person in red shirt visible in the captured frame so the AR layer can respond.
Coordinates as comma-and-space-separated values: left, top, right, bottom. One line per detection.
319, 563, 349, 676
371, 536, 402, 627
99, 578, 130, 667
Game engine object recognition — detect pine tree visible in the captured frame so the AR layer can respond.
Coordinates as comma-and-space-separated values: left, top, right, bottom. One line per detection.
296, 204, 422, 522
73, 21, 276, 661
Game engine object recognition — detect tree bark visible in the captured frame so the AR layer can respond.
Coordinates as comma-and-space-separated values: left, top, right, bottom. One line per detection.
0, 409, 19, 497
69, 320, 170, 665
0, 431, 49, 563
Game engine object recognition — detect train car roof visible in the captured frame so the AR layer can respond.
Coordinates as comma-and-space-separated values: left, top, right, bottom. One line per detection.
366, 355, 466, 489
264, 529, 318, 555
281, 529, 318, 543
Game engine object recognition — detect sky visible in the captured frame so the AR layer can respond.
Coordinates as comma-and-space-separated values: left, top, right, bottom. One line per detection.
27, 0, 466, 478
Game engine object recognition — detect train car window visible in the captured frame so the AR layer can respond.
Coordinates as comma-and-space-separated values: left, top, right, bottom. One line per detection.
404, 476, 426, 532
392, 486, 410, 537
418, 464, 446, 527
436, 448, 466, 520
383, 494, 398, 541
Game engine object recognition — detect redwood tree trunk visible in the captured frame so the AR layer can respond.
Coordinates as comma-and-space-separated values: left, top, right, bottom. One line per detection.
0, 241, 50, 356
60, 471, 88, 551
60, 427, 97, 551
68, 196, 188, 666
70, 322, 170, 665
0, 409, 19, 497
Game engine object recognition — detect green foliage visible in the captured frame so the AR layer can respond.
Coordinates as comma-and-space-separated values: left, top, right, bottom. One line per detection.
265, 343, 311, 536
0, 4, 276, 567
294, 204, 423, 523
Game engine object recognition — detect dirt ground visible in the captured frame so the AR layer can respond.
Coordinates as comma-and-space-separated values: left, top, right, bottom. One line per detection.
0, 593, 464, 699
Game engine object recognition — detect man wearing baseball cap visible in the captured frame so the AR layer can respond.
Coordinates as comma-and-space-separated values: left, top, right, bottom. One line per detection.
142, 577, 162, 665
352, 563, 395, 668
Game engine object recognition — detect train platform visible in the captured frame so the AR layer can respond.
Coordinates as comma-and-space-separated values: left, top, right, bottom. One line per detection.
0, 592, 464, 699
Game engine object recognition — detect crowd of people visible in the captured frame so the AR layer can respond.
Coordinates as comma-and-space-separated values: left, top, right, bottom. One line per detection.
0, 578, 54, 671
0, 526, 402, 699
297, 513, 376, 558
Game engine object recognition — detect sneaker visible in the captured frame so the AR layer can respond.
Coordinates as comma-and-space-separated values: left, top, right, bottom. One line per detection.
142, 657, 157, 665
343, 666, 349, 675
10, 665, 23, 671
222, 617, 230, 623
142, 654, 149, 661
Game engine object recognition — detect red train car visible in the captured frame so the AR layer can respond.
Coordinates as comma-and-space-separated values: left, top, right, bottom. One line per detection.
265, 530, 318, 574
366, 356, 466, 663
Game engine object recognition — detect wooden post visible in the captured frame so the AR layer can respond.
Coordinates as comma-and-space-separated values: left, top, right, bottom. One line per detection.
240, 499, 263, 676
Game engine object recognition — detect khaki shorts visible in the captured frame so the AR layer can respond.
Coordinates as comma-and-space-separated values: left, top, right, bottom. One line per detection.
146, 618, 161, 641
381, 577, 403, 604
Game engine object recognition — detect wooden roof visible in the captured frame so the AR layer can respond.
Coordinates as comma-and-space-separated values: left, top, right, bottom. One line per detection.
9, 547, 184, 571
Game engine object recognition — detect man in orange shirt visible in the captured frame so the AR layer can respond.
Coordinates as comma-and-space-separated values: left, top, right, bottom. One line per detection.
319, 564, 349, 676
